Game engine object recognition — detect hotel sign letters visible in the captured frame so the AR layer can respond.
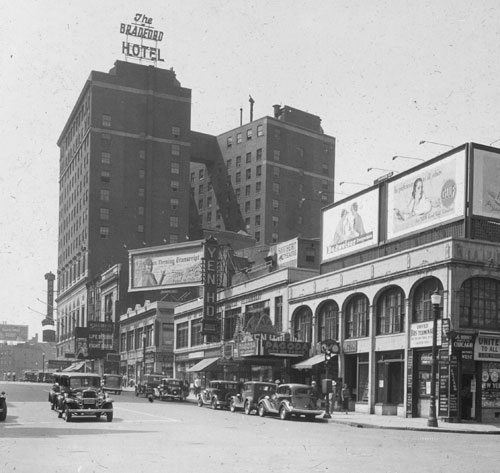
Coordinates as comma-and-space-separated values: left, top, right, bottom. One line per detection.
120, 14, 164, 63
201, 237, 219, 336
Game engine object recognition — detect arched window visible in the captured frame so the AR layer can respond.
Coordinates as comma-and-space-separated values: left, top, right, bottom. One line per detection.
412, 279, 443, 323
459, 277, 500, 330
294, 306, 312, 342
317, 301, 339, 341
376, 287, 405, 335
345, 295, 369, 339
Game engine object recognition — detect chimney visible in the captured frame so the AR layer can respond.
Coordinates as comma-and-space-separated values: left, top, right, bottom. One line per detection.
240, 107, 243, 126
273, 104, 282, 119
249, 95, 255, 122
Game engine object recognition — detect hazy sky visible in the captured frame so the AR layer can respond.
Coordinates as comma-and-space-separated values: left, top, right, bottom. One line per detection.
2, 0, 500, 340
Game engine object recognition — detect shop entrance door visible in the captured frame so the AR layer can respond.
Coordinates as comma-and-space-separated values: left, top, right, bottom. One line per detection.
460, 373, 476, 421
388, 362, 404, 405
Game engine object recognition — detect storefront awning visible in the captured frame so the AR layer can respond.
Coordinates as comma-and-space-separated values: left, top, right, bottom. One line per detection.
62, 361, 86, 372
187, 357, 219, 372
292, 354, 335, 370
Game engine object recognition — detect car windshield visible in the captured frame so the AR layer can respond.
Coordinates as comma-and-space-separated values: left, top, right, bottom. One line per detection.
213, 382, 236, 389
69, 377, 101, 389
256, 385, 275, 393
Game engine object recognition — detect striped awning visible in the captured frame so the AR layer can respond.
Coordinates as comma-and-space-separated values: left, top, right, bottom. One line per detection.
186, 357, 219, 372
292, 354, 334, 370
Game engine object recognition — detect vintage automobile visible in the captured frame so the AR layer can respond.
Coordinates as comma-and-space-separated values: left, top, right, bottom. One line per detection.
229, 381, 276, 415
154, 378, 187, 401
197, 380, 239, 409
54, 373, 114, 422
102, 374, 122, 395
135, 373, 163, 398
257, 383, 323, 421
0, 391, 7, 421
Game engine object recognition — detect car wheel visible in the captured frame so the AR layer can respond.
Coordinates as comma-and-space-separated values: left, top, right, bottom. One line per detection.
96, 413, 101, 419
244, 401, 251, 415
279, 406, 290, 421
64, 407, 72, 423
211, 398, 218, 410
258, 403, 266, 417
229, 399, 236, 413
197, 398, 203, 407
106, 412, 113, 422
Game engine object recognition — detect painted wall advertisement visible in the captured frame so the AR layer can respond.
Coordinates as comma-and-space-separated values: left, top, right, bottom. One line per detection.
276, 239, 298, 266
472, 148, 500, 219
387, 150, 466, 240
130, 244, 203, 291
322, 189, 379, 262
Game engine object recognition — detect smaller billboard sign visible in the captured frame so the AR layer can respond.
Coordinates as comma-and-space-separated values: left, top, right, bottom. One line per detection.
410, 320, 442, 348
472, 147, 500, 219
474, 334, 500, 362
0, 324, 29, 342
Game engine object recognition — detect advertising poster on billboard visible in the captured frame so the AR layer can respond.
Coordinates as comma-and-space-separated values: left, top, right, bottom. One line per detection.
130, 244, 203, 291
472, 148, 500, 219
322, 189, 379, 262
387, 151, 465, 240
0, 324, 29, 342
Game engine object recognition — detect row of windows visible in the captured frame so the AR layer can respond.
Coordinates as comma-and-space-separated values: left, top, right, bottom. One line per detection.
101, 114, 182, 140
226, 124, 264, 147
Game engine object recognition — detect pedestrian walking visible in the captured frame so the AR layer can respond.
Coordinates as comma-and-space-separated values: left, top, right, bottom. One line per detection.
341, 384, 350, 414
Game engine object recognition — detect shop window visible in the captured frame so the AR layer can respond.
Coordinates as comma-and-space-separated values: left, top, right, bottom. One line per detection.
345, 295, 369, 338
412, 278, 443, 322
294, 307, 312, 342
459, 277, 500, 330
176, 322, 188, 349
190, 319, 204, 346
318, 301, 339, 341
376, 287, 405, 335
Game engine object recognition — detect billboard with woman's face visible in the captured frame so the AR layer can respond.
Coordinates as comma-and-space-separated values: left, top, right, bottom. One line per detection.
322, 189, 379, 262
387, 150, 466, 240
471, 147, 500, 219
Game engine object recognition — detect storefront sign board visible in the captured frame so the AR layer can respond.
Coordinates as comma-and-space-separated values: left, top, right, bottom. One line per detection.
410, 320, 442, 348
474, 334, 500, 362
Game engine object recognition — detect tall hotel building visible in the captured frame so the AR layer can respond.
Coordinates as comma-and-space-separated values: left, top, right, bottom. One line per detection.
56, 61, 192, 357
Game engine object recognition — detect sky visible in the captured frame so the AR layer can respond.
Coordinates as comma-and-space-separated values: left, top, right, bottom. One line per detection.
2, 0, 500, 340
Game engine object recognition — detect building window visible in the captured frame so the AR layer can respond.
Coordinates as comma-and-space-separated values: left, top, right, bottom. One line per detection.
235, 188, 241, 200
170, 216, 179, 228
245, 217, 251, 228
172, 126, 180, 137
170, 198, 179, 210
345, 295, 369, 338
137, 224, 144, 233
256, 148, 262, 161
246, 168, 251, 179
138, 188, 145, 198
246, 152, 252, 163
101, 152, 111, 164
100, 208, 110, 220
199, 169, 205, 180
138, 169, 145, 179
100, 170, 110, 183
236, 172, 241, 184
318, 302, 339, 341
100, 189, 110, 201
459, 277, 500, 330
274, 296, 283, 332
236, 156, 241, 167
322, 163, 329, 173
273, 150, 280, 161
170, 234, 179, 244
226, 158, 232, 169
305, 247, 315, 262
257, 124, 263, 137
413, 278, 443, 323
274, 128, 281, 140
255, 231, 260, 242
172, 144, 180, 156
101, 134, 111, 149
99, 226, 109, 239
272, 233, 278, 243
273, 182, 280, 194
198, 184, 204, 193
207, 211, 212, 223
247, 129, 253, 140
376, 288, 405, 335
272, 199, 279, 211
198, 199, 204, 210
227, 136, 233, 147
296, 146, 304, 158
294, 307, 312, 342
171, 162, 180, 174
138, 206, 144, 215
236, 132, 242, 144
139, 150, 146, 160
176, 322, 189, 349
255, 198, 261, 210
256, 182, 262, 193
245, 185, 251, 196
272, 216, 279, 228
171, 180, 179, 192
102, 114, 111, 127
245, 201, 251, 213
223, 308, 240, 341
256, 165, 262, 177
255, 214, 261, 226
207, 196, 212, 208
190, 319, 204, 346
273, 167, 279, 178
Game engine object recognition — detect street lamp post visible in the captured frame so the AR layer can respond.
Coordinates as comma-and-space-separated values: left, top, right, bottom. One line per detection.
428, 290, 442, 428
142, 332, 147, 380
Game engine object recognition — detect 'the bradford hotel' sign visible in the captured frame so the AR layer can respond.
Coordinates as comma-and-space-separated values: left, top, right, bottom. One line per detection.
120, 13, 164, 63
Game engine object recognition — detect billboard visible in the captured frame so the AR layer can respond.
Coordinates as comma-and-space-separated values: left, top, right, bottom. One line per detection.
387, 150, 466, 240
472, 147, 500, 219
129, 243, 203, 292
0, 324, 28, 342
322, 189, 379, 262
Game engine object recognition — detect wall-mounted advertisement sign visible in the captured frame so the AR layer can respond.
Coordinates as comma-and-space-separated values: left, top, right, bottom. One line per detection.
276, 239, 298, 266
120, 13, 165, 63
322, 189, 379, 262
129, 243, 203, 292
471, 147, 500, 219
261, 340, 310, 357
201, 237, 219, 336
474, 333, 500, 362
387, 150, 465, 240
0, 324, 28, 342
410, 320, 442, 348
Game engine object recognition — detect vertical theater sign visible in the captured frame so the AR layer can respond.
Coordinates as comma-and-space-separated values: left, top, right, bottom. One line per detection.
201, 237, 219, 336
120, 13, 165, 64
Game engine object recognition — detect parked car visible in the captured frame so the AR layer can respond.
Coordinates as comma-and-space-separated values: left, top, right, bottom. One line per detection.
197, 380, 239, 409
102, 374, 122, 395
135, 373, 163, 398
154, 378, 187, 401
229, 381, 276, 415
54, 373, 114, 422
257, 383, 323, 421
0, 391, 7, 421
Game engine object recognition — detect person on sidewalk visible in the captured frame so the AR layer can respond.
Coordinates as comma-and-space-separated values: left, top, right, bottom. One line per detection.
341, 384, 350, 414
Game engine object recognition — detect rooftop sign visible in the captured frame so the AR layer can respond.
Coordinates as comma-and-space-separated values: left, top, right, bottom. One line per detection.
120, 13, 165, 64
